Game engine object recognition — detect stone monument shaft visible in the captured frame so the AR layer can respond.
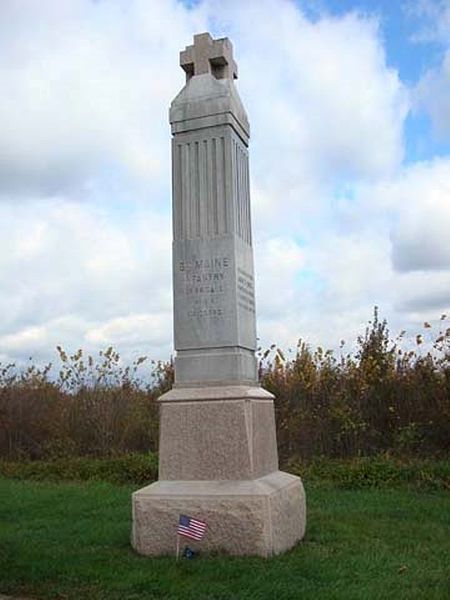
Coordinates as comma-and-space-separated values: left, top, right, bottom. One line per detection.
132, 33, 306, 557
171, 32, 257, 387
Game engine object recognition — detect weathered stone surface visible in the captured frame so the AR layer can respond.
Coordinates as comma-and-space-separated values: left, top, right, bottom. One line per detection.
170, 44, 256, 387
158, 386, 278, 481
174, 347, 257, 387
251, 399, 280, 479
159, 384, 274, 402
132, 472, 306, 557
170, 73, 248, 135
173, 237, 254, 354
180, 33, 238, 82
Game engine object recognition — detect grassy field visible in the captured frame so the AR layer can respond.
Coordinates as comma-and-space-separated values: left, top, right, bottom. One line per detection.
0, 478, 449, 600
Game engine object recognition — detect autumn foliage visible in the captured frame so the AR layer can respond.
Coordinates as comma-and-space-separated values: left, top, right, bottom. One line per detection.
261, 309, 449, 462
0, 309, 448, 462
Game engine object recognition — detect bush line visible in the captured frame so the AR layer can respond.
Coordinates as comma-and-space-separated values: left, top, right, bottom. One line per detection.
0, 453, 448, 491
1, 308, 449, 461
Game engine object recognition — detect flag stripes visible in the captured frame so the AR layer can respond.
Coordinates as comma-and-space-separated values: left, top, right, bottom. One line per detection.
178, 514, 207, 541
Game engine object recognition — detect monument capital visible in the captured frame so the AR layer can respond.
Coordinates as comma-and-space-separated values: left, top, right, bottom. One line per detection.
180, 32, 238, 81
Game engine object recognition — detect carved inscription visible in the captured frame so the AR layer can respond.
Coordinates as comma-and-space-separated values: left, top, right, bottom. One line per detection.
237, 267, 255, 314
179, 256, 231, 319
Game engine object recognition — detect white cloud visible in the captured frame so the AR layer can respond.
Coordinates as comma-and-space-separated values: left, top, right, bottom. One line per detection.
409, 0, 450, 138
0, 0, 447, 368
417, 51, 450, 138
85, 312, 171, 348
367, 158, 450, 272
253, 154, 450, 352
226, 2, 407, 170
255, 237, 305, 319
0, 198, 172, 364
0, 0, 206, 196
407, 0, 450, 46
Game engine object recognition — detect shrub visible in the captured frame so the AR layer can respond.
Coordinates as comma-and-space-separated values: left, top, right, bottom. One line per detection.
286, 455, 450, 491
260, 309, 449, 460
0, 309, 448, 462
0, 452, 158, 485
0, 349, 172, 460
1, 453, 448, 491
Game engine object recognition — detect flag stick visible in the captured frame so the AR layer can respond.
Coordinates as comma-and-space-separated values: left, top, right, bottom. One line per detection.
176, 534, 180, 560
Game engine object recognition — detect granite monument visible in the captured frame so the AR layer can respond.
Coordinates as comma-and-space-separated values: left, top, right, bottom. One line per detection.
132, 32, 306, 557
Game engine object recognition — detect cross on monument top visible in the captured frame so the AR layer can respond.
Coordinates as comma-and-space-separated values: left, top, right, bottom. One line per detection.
180, 32, 238, 82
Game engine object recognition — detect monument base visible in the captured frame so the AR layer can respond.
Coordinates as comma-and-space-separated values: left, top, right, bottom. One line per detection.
131, 471, 306, 557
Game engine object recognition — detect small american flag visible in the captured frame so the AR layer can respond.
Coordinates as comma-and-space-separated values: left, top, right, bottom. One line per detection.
177, 514, 207, 541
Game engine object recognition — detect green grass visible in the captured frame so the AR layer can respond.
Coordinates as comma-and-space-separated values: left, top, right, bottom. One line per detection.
0, 478, 449, 599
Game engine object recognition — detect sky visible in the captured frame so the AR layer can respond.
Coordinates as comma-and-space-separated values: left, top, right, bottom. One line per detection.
1, 0, 449, 369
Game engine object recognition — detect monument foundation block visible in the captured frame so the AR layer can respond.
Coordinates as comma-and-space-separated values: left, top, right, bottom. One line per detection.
132, 471, 305, 557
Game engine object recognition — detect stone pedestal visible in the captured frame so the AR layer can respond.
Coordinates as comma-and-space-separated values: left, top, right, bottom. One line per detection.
132, 386, 306, 557
131, 33, 306, 557
132, 472, 305, 557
